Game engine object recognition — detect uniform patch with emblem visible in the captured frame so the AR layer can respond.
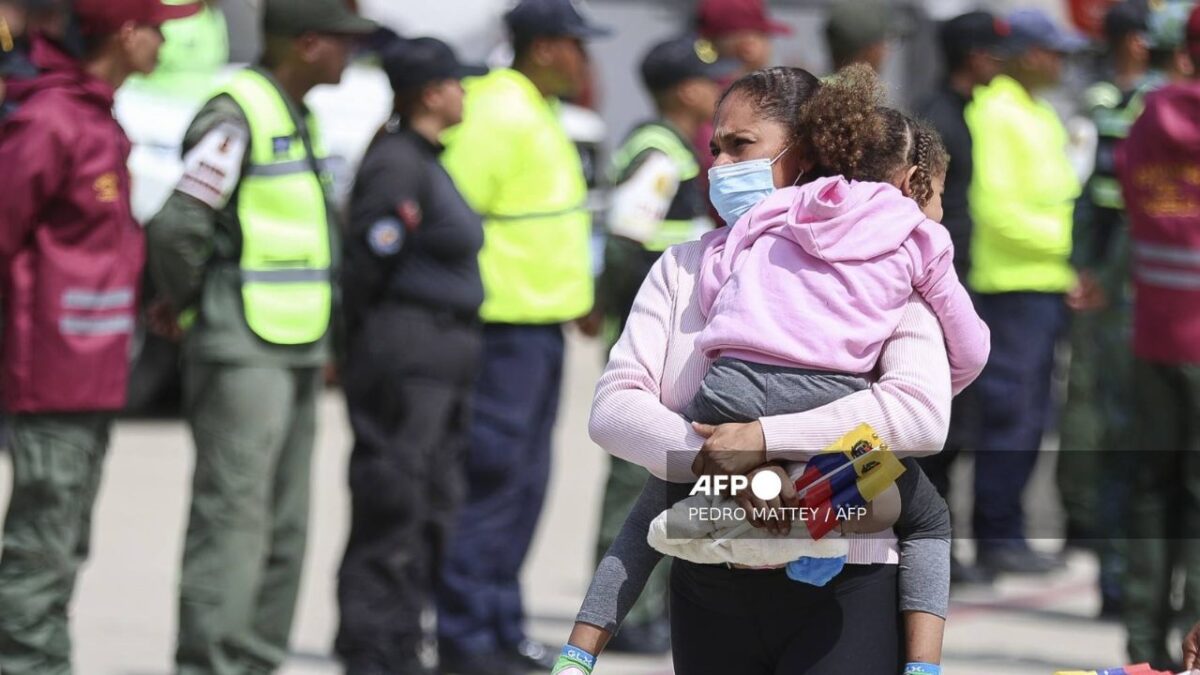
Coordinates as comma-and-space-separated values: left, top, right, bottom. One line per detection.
272, 135, 292, 157
397, 199, 423, 230
94, 172, 119, 203
367, 218, 404, 256
178, 123, 248, 209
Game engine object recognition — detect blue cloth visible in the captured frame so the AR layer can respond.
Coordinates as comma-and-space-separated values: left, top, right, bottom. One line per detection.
972, 292, 1067, 550
785, 555, 848, 587
437, 324, 565, 654
903, 662, 942, 674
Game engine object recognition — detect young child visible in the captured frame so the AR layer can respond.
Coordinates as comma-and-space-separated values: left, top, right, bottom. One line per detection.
554, 69, 985, 675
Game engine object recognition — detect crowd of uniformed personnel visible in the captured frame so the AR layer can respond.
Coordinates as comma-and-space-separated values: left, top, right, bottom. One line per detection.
0, 0, 1199, 673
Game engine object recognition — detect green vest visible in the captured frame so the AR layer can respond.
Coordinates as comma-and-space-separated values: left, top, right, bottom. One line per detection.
611, 121, 708, 252
442, 69, 593, 324
218, 69, 332, 345
1086, 74, 1166, 210
966, 75, 1079, 294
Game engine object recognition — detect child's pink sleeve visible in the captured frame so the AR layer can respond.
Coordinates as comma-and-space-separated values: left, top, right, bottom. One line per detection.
912, 228, 991, 395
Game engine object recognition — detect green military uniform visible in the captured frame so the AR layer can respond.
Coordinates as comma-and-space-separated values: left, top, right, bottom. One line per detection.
1058, 72, 1164, 608
0, 414, 110, 673
147, 66, 336, 674
594, 120, 710, 630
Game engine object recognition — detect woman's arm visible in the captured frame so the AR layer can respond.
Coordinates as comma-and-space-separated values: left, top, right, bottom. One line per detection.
588, 249, 708, 482
759, 298, 952, 460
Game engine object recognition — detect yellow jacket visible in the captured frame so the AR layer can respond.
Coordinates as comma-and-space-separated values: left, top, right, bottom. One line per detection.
966, 75, 1080, 293
441, 68, 593, 324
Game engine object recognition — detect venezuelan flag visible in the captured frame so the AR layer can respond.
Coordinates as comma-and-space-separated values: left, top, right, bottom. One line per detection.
793, 424, 905, 540
1055, 665, 1177, 675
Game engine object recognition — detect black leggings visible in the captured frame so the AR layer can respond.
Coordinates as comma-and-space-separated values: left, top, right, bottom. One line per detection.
670, 561, 901, 675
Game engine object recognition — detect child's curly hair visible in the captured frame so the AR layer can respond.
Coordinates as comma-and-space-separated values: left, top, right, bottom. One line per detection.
797, 65, 949, 207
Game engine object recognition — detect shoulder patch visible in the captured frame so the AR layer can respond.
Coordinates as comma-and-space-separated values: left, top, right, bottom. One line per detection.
367, 217, 404, 256
397, 199, 423, 230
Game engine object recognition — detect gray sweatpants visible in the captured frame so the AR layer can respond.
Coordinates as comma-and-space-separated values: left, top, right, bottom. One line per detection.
576, 358, 951, 633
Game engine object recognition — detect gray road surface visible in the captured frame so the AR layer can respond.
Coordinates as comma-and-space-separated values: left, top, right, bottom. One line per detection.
0, 334, 1135, 674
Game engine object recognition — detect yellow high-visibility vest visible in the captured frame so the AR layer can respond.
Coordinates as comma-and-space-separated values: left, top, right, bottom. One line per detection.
966, 75, 1080, 294
218, 68, 332, 345
441, 68, 593, 324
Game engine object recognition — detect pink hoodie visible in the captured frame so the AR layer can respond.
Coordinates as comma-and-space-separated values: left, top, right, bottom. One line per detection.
697, 176, 990, 394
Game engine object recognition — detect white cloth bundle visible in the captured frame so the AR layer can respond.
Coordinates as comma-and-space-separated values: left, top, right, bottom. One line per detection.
646, 493, 849, 566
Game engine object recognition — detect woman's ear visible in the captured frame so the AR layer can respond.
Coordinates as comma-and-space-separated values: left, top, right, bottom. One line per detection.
531, 39, 555, 68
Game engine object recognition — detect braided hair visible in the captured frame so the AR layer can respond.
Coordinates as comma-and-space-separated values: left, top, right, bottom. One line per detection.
908, 120, 949, 207
719, 67, 823, 147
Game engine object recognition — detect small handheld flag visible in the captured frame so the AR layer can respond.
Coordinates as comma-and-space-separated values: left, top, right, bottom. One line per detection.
793, 423, 905, 540
706, 423, 905, 548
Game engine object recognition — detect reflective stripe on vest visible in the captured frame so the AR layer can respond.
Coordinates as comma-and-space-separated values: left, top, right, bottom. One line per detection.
58, 286, 136, 337
1134, 241, 1200, 290
612, 124, 700, 182
219, 69, 332, 345
60, 316, 135, 336
612, 122, 706, 253
644, 218, 707, 252
1090, 175, 1125, 210
62, 287, 135, 310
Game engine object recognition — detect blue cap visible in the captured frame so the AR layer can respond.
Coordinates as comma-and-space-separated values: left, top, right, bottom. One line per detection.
504, 0, 612, 41
1006, 8, 1090, 53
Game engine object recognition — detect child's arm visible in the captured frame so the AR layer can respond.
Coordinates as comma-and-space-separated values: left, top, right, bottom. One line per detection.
912, 237, 991, 395
904, 610, 946, 670
840, 483, 901, 534
893, 458, 952, 670
557, 476, 679, 672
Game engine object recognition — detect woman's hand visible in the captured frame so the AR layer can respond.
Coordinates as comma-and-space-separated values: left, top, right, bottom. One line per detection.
146, 299, 183, 342
1184, 621, 1200, 669
690, 421, 768, 477
733, 463, 797, 535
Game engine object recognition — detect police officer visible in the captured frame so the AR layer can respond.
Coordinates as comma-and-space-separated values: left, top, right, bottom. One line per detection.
1062, 0, 1196, 617
333, 36, 486, 675
435, 0, 608, 672
1119, 6, 1200, 665
1059, 0, 1153, 617
916, 10, 1009, 586
0, 1, 198, 671
965, 8, 1086, 575
589, 34, 732, 654
145, 0, 376, 672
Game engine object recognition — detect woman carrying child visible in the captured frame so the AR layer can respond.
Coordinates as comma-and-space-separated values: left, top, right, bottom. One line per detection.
555, 65, 989, 675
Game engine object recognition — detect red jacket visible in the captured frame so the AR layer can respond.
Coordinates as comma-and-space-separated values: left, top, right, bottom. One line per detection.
1118, 80, 1200, 365
0, 40, 145, 412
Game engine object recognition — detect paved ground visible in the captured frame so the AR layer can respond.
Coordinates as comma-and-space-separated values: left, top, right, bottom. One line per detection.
0, 334, 1146, 674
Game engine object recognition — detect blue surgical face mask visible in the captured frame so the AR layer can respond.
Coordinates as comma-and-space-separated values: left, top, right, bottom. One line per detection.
708, 146, 793, 226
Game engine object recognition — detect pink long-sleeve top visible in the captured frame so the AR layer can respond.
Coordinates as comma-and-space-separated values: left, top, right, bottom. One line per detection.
588, 239, 953, 566
697, 177, 990, 394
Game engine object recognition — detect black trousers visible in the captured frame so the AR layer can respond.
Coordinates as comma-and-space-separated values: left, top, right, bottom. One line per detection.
335, 303, 482, 672
670, 561, 901, 675
971, 292, 1067, 549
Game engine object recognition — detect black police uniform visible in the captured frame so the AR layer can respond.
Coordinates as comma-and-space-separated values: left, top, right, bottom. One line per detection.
335, 117, 485, 671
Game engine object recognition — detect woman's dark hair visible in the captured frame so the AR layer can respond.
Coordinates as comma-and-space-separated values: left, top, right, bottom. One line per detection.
718, 66, 823, 145
796, 64, 949, 207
